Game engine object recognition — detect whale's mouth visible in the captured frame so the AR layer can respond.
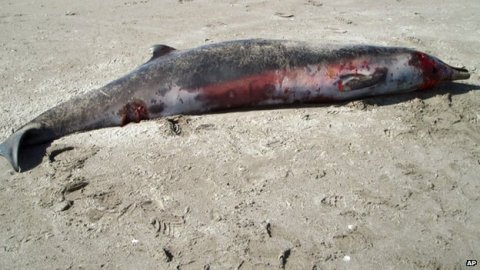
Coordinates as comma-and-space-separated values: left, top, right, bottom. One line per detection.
447, 64, 470, 80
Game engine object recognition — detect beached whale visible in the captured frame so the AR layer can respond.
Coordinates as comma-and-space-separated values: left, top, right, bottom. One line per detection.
0, 39, 470, 171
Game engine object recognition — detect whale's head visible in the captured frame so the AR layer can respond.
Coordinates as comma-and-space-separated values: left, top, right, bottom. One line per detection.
409, 51, 470, 90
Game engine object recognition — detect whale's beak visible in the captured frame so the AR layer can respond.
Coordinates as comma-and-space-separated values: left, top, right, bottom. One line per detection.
410, 52, 470, 90
447, 65, 470, 81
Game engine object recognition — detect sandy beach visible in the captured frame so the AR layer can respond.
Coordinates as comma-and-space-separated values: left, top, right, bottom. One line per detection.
0, 0, 479, 269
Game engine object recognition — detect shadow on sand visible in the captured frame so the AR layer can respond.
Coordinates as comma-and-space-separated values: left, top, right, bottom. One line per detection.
17, 142, 52, 172
359, 82, 478, 107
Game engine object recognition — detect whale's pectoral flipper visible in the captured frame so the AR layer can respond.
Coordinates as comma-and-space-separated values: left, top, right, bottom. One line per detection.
338, 67, 388, 91
0, 123, 53, 172
148, 44, 177, 62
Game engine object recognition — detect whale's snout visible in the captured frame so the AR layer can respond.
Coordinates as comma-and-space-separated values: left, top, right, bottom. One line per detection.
447, 65, 470, 81
409, 51, 470, 90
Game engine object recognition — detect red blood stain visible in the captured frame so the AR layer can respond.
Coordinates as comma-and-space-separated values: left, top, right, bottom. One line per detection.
361, 60, 370, 70
410, 52, 440, 90
119, 99, 149, 126
197, 67, 339, 109
340, 62, 356, 71
337, 81, 344, 92
199, 71, 284, 108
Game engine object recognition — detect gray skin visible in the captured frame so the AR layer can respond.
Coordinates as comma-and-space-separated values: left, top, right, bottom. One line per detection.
0, 39, 470, 171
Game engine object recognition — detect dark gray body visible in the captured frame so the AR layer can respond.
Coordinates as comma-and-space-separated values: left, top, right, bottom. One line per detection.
0, 39, 470, 171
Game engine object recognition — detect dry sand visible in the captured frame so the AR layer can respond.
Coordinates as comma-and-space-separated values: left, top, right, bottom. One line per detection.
0, 0, 479, 269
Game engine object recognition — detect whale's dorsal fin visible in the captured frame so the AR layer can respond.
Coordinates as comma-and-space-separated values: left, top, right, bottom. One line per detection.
147, 44, 177, 62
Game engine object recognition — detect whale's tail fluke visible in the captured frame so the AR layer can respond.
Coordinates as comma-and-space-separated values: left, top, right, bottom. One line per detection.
0, 129, 26, 172
0, 123, 54, 172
